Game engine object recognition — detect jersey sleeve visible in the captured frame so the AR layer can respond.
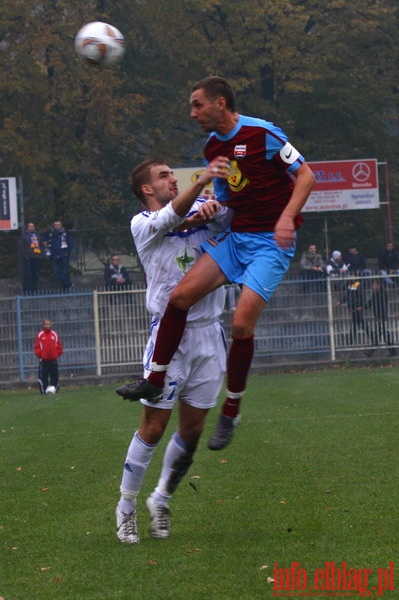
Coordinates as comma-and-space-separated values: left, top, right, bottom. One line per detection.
56, 336, 63, 358
265, 124, 304, 174
34, 335, 42, 358
212, 177, 230, 203
131, 202, 186, 258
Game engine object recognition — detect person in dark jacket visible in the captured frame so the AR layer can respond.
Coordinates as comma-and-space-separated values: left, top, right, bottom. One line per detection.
343, 244, 371, 276
339, 277, 372, 347
43, 220, 74, 289
364, 279, 396, 356
104, 255, 131, 290
378, 241, 399, 286
21, 222, 43, 293
34, 319, 63, 394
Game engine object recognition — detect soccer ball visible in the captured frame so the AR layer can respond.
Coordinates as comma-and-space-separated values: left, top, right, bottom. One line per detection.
74, 21, 125, 67
45, 385, 57, 395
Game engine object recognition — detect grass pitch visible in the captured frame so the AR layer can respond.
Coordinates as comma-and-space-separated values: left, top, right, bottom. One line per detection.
1, 366, 398, 599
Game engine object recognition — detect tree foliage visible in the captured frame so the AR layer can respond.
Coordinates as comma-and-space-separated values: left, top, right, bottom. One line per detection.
0, 0, 398, 276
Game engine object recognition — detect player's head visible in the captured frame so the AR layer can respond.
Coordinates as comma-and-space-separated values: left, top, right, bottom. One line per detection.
190, 76, 237, 133
131, 159, 178, 208
191, 76, 236, 112
42, 319, 52, 330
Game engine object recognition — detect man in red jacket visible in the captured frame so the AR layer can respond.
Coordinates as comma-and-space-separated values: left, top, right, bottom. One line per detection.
34, 319, 63, 394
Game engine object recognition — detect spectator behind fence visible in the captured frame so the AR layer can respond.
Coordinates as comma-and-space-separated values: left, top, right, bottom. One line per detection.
326, 250, 349, 278
104, 255, 132, 290
338, 276, 372, 349
34, 318, 63, 394
21, 222, 43, 293
42, 220, 74, 290
364, 279, 396, 357
299, 244, 326, 293
343, 244, 372, 276
378, 241, 399, 286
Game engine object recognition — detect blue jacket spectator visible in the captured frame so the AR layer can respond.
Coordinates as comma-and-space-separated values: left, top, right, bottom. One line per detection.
343, 244, 371, 276
104, 255, 131, 290
43, 220, 74, 290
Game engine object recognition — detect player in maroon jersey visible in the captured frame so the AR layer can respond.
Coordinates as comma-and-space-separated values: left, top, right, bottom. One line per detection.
117, 76, 315, 450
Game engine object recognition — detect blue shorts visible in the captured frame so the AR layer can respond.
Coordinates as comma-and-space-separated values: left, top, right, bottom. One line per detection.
201, 231, 295, 302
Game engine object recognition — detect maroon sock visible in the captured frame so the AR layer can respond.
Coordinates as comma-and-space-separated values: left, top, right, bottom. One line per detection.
147, 303, 188, 389
222, 335, 254, 419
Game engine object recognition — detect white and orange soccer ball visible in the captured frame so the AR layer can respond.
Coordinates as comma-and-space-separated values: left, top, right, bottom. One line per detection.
75, 21, 125, 67
45, 385, 57, 395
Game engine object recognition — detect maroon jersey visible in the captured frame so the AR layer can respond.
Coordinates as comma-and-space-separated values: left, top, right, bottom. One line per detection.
205, 114, 305, 232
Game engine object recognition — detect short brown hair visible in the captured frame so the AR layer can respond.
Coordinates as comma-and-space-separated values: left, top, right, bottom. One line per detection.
191, 76, 236, 112
130, 159, 164, 204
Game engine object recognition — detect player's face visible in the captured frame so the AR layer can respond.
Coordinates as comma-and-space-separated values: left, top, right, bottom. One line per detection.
190, 88, 223, 133
149, 165, 178, 205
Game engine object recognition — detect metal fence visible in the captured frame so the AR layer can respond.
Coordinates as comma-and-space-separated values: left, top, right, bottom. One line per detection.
0, 275, 398, 384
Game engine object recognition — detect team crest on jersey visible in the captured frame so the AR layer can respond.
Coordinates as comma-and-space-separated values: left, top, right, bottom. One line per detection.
234, 145, 247, 159
176, 247, 199, 274
227, 160, 249, 192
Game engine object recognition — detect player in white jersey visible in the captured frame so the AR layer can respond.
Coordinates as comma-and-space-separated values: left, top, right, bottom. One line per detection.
115, 156, 231, 543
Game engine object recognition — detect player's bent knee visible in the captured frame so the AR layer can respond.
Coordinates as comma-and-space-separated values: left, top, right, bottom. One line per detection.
139, 422, 166, 445
231, 323, 255, 339
169, 287, 194, 311
178, 425, 204, 445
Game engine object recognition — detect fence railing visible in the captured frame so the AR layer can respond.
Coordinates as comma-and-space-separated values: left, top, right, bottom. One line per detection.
1, 275, 398, 383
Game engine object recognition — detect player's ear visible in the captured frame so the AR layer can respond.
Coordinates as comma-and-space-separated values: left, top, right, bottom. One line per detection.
217, 96, 226, 110
142, 184, 152, 195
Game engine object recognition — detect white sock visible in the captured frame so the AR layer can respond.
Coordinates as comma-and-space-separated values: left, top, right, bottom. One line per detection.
118, 431, 157, 514
151, 432, 196, 507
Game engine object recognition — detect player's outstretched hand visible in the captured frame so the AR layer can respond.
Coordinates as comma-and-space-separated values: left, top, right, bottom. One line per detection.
199, 157, 230, 186
196, 200, 222, 221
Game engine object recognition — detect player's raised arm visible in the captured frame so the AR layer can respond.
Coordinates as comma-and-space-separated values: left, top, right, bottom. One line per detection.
171, 157, 230, 218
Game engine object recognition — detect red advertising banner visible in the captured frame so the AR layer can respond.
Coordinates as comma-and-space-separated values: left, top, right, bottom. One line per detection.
303, 159, 379, 212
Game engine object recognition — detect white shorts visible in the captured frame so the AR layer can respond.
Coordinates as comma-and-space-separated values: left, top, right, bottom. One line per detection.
141, 318, 227, 410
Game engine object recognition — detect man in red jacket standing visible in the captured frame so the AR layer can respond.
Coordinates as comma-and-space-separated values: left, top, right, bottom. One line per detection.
34, 319, 63, 394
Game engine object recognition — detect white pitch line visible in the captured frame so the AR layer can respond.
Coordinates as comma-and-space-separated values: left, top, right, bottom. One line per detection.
245, 411, 396, 424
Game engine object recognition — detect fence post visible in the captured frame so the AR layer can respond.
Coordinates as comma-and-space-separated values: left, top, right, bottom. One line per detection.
16, 296, 25, 381
326, 277, 336, 361
93, 290, 102, 376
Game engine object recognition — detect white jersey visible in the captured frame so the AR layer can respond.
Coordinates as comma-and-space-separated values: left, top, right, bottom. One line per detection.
131, 197, 231, 322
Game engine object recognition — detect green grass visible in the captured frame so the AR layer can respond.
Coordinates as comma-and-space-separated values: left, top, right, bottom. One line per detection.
1, 367, 398, 599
